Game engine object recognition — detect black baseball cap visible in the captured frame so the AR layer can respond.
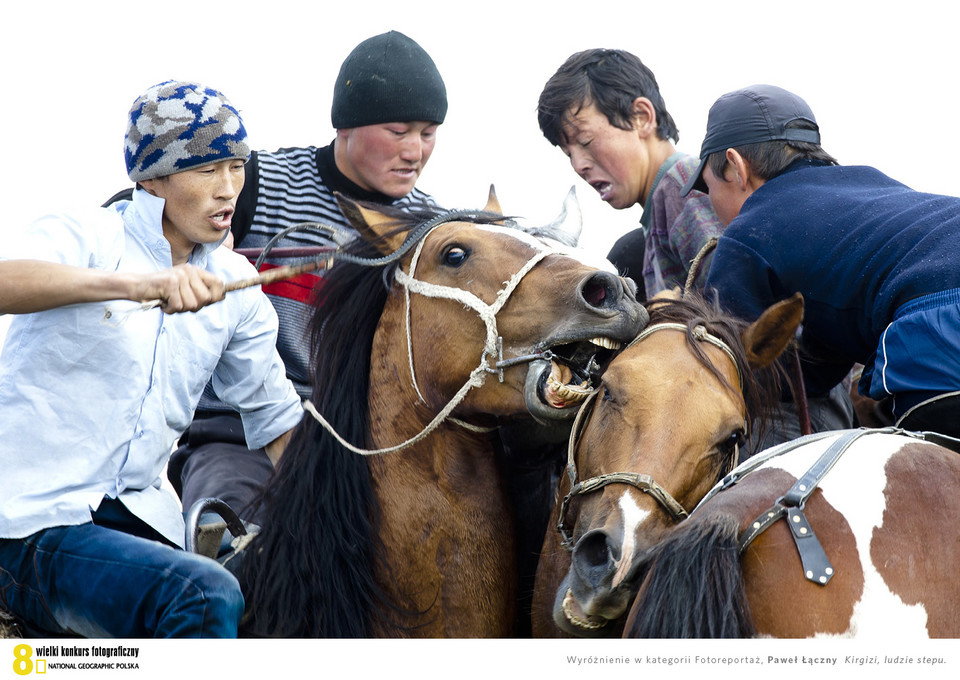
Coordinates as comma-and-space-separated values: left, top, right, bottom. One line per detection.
681, 84, 821, 196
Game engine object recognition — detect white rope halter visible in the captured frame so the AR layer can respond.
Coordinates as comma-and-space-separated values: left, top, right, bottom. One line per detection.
304, 220, 573, 456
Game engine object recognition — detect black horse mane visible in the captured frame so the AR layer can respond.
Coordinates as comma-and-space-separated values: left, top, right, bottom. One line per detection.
643, 293, 788, 475
625, 513, 756, 638
237, 204, 508, 637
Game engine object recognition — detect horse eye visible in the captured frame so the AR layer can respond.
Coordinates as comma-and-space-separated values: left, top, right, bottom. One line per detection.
721, 429, 746, 452
443, 246, 470, 267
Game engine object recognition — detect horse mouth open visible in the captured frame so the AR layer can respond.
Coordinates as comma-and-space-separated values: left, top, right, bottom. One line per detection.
524, 336, 619, 422
559, 588, 610, 634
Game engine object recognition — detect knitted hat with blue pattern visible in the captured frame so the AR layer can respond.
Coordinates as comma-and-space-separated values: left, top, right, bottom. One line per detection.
124, 81, 250, 182
331, 31, 447, 129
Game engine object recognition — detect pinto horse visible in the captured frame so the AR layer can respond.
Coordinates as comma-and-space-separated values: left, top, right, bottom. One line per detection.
532, 292, 800, 637
236, 189, 648, 637
624, 423, 960, 638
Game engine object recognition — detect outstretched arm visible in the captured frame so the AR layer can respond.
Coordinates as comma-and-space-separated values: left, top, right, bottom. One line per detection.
0, 260, 225, 315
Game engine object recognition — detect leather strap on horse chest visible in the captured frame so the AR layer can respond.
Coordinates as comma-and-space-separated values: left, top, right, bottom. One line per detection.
738, 428, 867, 586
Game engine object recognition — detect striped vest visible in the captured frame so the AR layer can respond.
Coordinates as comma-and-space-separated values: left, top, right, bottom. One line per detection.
197, 145, 437, 410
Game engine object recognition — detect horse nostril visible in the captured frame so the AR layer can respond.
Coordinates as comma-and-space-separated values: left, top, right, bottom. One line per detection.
574, 529, 614, 570
581, 272, 621, 310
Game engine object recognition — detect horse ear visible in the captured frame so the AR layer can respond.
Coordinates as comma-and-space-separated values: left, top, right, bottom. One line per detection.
536, 186, 583, 247
484, 185, 503, 215
335, 193, 407, 254
741, 292, 804, 370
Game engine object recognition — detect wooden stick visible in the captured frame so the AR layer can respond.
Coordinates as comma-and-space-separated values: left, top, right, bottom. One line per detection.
224, 257, 333, 293
103, 256, 335, 324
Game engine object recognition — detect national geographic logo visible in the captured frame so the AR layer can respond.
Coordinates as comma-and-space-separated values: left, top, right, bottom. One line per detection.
11, 643, 141, 674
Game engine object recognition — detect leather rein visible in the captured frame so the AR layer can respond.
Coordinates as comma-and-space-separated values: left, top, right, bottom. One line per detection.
557, 321, 745, 550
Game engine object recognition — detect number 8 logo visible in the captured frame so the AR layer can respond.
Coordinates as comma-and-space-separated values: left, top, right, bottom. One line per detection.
12, 643, 33, 676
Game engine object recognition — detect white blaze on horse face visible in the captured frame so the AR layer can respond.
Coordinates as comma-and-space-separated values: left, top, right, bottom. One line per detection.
762, 434, 931, 637
475, 224, 618, 274
611, 491, 651, 589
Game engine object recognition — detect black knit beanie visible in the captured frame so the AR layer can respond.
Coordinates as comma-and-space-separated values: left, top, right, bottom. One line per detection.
331, 31, 447, 129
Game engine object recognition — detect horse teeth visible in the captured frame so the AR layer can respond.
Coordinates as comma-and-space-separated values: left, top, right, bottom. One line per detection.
561, 589, 607, 630
589, 337, 621, 350
547, 373, 591, 401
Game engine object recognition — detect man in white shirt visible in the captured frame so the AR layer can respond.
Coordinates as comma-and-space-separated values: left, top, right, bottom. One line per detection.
0, 81, 302, 637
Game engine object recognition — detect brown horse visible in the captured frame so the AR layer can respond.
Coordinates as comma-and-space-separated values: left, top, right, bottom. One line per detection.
532, 292, 800, 637
625, 429, 960, 638
236, 189, 648, 637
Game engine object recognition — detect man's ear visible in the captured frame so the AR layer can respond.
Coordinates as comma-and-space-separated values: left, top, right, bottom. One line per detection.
724, 148, 768, 193
138, 178, 160, 197
725, 148, 755, 191
631, 97, 657, 136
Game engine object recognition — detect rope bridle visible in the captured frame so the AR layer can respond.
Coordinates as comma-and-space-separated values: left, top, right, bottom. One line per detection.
556, 321, 745, 550
303, 211, 577, 456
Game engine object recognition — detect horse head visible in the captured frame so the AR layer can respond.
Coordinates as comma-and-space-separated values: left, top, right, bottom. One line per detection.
534, 292, 803, 637
341, 187, 648, 431
240, 188, 648, 638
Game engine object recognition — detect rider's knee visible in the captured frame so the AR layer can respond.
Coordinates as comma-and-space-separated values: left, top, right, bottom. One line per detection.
155, 553, 244, 638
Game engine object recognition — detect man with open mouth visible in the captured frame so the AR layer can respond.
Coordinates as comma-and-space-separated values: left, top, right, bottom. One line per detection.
125, 31, 451, 529
0, 81, 302, 637
536, 48, 724, 299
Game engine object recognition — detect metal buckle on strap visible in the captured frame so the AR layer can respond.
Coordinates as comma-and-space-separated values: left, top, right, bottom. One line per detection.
738, 429, 869, 585
482, 337, 557, 383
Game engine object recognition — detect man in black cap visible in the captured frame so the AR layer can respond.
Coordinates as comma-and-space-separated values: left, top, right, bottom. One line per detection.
687, 84, 960, 440
167, 31, 448, 523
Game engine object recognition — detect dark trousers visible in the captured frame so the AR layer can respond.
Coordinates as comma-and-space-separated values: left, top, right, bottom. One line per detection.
0, 499, 243, 638
168, 413, 274, 524
897, 393, 960, 439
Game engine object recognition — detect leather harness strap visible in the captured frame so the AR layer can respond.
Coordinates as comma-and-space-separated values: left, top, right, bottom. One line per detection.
737, 429, 868, 585
557, 471, 689, 549
701, 426, 958, 587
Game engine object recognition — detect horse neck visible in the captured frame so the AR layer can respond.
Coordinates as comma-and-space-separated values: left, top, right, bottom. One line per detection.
366, 321, 500, 474
364, 325, 516, 637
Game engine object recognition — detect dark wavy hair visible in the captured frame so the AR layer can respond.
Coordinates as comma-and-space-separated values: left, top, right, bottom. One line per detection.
537, 48, 679, 147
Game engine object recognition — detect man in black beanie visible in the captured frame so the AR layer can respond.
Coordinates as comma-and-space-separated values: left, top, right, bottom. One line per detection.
163, 30, 448, 527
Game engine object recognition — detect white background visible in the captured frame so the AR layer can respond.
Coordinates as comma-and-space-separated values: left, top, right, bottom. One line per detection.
3, 0, 959, 248
3, 0, 959, 342
2, 0, 960, 342
1, 0, 960, 659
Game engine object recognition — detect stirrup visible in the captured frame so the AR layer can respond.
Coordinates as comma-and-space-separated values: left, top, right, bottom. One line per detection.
184, 497, 248, 559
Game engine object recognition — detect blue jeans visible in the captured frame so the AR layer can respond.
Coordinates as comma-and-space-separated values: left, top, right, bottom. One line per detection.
0, 498, 243, 638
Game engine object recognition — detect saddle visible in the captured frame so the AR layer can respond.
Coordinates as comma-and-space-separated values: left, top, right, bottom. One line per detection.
696, 427, 960, 586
